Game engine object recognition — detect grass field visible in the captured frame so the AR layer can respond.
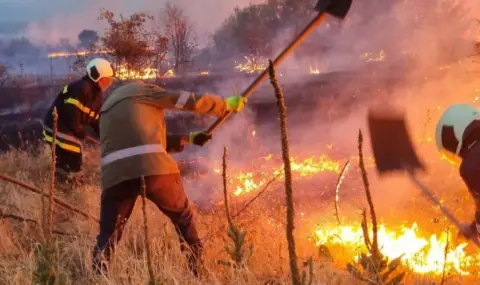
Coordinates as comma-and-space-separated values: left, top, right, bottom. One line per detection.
0, 139, 479, 285
2, 57, 480, 285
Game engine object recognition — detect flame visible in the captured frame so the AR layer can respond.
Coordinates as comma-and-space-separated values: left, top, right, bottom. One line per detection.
200, 71, 209, 76
361, 50, 386, 62
309, 65, 320, 74
314, 223, 480, 275
48, 47, 155, 58
440, 152, 461, 167
230, 155, 341, 196
116, 65, 175, 80
162, 69, 175, 78
235, 56, 267, 74
47, 50, 110, 58
116, 64, 158, 80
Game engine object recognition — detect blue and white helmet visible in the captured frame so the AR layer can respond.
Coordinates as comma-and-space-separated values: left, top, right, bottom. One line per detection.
435, 103, 480, 156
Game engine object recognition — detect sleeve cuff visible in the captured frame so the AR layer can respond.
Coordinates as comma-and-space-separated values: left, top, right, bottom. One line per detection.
166, 134, 185, 153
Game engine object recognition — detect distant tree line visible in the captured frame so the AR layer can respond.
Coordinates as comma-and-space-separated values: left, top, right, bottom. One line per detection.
209, 0, 475, 64
0, 0, 477, 84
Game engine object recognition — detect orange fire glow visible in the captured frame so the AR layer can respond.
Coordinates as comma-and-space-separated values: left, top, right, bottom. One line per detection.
162, 69, 175, 78
216, 154, 341, 196
47, 47, 155, 59
309, 65, 320, 74
116, 64, 158, 80
47, 50, 110, 58
314, 223, 480, 275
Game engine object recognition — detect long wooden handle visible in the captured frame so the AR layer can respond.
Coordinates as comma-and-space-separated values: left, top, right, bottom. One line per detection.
408, 171, 480, 248
85, 136, 100, 145
207, 12, 328, 135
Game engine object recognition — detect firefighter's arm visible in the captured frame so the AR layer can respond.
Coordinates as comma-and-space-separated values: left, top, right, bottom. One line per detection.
144, 86, 246, 117
88, 102, 101, 138
166, 131, 212, 152
60, 85, 87, 139
84, 83, 102, 138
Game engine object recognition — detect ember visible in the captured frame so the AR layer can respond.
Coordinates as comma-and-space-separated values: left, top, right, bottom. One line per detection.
235, 56, 267, 73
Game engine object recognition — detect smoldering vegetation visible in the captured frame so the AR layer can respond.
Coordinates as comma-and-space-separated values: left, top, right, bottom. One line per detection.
0, 0, 477, 214
0, 1, 479, 284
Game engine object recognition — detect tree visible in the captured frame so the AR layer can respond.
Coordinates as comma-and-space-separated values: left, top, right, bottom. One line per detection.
212, 0, 317, 60
3, 37, 40, 57
0, 64, 10, 87
213, 3, 280, 60
97, 9, 169, 79
279, 0, 315, 30
163, 2, 197, 74
78, 29, 99, 49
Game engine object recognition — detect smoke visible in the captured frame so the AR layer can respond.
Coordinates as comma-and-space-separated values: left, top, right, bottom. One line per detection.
297, 0, 480, 214
21, 0, 264, 46
2, 0, 480, 218
178, 0, 480, 216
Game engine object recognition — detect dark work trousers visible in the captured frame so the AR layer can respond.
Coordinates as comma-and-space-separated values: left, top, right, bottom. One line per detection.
460, 142, 480, 232
51, 145, 82, 185
92, 174, 202, 276
54, 146, 82, 173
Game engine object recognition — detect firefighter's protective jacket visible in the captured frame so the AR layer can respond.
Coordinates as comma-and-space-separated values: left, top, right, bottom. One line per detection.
99, 81, 229, 190
43, 76, 102, 153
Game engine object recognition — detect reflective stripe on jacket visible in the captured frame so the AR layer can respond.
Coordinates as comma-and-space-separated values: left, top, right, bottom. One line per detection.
43, 127, 82, 153
43, 76, 102, 146
99, 81, 229, 190
64, 97, 100, 120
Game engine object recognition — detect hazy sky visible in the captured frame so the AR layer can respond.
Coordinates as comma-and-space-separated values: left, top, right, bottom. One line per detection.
0, 0, 83, 22
0, 0, 264, 45
2, 0, 478, 46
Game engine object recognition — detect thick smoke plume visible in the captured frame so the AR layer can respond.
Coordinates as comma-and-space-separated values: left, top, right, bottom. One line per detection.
179, 0, 480, 214
1, 0, 480, 216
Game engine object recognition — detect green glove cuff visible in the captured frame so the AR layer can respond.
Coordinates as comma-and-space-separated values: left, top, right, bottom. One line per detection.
225, 96, 247, 112
188, 132, 197, 144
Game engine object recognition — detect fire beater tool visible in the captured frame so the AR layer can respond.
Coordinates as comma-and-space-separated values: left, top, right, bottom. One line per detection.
206, 0, 354, 135
367, 109, 480, 248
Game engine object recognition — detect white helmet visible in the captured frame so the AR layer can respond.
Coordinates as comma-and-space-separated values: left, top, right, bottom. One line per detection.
86, 58, 115, 82
435, 103, 480, 156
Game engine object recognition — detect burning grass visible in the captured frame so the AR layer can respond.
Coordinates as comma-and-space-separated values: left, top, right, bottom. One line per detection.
0, 139, 478, 284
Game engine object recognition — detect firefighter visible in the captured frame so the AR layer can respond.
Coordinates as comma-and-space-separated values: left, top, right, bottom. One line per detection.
43, 58, 115, 184
92, 81, 247, 276
435, 103, 480, 243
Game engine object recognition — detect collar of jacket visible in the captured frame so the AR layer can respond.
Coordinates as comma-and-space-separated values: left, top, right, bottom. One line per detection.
459, 120, 480, 158
100, 81, 165, 113
81, 75, 101, 93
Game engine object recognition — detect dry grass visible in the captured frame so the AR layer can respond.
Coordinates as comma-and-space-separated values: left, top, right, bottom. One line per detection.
0, 146, 355, 285
0, 146, 476, 285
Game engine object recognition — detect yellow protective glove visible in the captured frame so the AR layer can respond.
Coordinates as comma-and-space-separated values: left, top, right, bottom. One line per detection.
225, 96, 247, 112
